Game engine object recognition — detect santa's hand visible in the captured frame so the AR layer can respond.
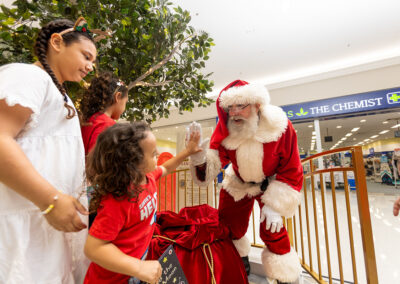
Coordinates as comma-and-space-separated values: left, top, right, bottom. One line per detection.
260, 205, 283, 233
185, 121, 202, 144
186, 122, 208, 165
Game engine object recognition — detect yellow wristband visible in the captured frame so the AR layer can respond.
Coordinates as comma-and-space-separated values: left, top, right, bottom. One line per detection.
41, 195, 59, 215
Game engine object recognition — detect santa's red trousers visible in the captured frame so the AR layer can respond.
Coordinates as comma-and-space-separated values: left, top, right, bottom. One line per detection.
219, 188, 291, 255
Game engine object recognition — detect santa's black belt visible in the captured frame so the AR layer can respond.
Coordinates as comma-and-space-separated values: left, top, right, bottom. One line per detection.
246, 178, 269, 192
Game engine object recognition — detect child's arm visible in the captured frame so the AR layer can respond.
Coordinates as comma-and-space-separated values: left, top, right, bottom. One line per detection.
0, 100, 88, 232
161, 131, 202, 176
84, 235, 162, 283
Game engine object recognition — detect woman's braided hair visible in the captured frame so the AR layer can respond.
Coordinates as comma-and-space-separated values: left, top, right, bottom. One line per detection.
33, 19, 94, 119
80, 72, 128, 122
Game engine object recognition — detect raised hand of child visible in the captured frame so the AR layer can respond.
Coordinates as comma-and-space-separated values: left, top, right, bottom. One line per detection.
44, 192, 89, 232
186, 130, 203, 154
136, 260, 162, 284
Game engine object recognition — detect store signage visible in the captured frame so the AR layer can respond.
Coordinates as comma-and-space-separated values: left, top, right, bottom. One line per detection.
282, 87, 400, 121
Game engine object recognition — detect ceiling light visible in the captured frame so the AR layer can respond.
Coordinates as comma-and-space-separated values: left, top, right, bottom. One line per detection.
155, 129, 158, 132
360, 119, 366, 122
336, 125, 342, 129
175, 126, 179, 129
308, 125, 313, 128
391, 124, 400, 128
379, 130, 389, 134
383, 121, 389, 124
353, 138, 356, 140
345, 133, 353, 137
167, 138, 171, 140
370, 135, 378, 138
341, 137, 347, 141
312, 131, 316, 135
351, 127, 360, 132
364, 139, 370, 142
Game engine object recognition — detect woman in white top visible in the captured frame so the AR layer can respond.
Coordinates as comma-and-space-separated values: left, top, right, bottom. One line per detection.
0, 18, 97, 283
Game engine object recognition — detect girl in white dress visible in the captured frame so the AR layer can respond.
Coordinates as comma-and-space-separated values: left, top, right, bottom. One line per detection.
0, 18, 97, 283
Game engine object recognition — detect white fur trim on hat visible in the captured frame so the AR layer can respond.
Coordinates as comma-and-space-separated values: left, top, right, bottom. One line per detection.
219, 84, 270, 109
190, 149, 221, 187
222, 165, 262, 201
233, 236, 251, 257
261, 180, 302, 218
255, 105, 288, 143
262, 246, 301, 283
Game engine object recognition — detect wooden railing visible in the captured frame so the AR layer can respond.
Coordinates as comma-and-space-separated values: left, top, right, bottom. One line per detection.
295, 146, 378, 284
157, 146, 378, 284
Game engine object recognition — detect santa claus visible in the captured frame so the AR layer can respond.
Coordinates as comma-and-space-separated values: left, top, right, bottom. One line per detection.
187, 79, 303, 284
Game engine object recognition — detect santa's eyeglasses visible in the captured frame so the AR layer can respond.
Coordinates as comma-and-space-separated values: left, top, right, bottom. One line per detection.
226, 104, 250, 112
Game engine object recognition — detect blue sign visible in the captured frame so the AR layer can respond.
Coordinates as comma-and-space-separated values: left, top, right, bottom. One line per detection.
281, 87, 400, 121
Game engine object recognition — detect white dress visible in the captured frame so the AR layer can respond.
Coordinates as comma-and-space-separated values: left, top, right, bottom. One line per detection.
0, 63, 89, 284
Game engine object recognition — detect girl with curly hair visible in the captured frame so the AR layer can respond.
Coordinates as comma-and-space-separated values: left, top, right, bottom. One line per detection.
80, 72, 129, 227
0, 18, 96, 283
80, 72, 129, 155
83, 122, 202, 284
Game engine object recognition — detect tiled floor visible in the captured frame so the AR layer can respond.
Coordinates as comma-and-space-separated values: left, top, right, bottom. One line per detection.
248, 274, 268, 284
246, 180, 400, 284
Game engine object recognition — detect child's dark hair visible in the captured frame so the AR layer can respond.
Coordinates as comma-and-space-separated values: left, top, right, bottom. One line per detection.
80, 72, 128, 122
86, 121, 151, 212
34, 19, 94, 119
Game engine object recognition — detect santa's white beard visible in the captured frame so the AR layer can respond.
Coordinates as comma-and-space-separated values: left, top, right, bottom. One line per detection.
227, 108, 259, 139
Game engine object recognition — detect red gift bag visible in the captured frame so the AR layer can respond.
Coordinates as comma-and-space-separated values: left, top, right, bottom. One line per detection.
147, 204, 249, 284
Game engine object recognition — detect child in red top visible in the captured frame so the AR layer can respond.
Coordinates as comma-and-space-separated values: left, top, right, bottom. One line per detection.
80, 72, 129, 227
83, 122, 202, 284
80, 72, 129, 155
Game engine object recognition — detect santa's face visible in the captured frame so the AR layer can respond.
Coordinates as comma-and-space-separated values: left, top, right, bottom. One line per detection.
227, 104, 260, 138
227, 103, 260, 126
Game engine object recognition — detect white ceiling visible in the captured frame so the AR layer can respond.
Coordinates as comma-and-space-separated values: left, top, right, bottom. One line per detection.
172, 0, 400, 92
156, 0, 400, 153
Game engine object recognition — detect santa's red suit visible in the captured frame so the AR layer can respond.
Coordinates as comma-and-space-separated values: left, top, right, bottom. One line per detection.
189, 80, 303, 283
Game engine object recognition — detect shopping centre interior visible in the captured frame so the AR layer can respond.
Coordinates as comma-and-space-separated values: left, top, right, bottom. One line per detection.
147, 1, 400, 281
2, 0, 400, 282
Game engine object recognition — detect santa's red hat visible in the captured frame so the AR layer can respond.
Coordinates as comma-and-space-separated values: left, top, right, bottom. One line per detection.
209, 80, 271, 150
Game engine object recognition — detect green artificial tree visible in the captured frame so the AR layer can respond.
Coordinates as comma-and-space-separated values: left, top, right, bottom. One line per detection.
0, 0, 214, 121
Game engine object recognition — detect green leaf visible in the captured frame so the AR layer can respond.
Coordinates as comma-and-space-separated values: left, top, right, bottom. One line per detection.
3, 17, 15, 25
142, 34, 151, 40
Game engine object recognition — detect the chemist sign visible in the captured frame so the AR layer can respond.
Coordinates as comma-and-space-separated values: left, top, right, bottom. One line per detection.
281, 87, 400, 121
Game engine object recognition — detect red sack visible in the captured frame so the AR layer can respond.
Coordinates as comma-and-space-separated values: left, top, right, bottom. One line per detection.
147, 204, 249, 284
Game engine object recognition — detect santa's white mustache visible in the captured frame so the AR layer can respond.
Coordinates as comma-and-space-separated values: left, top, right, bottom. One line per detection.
229, 115, 246, 121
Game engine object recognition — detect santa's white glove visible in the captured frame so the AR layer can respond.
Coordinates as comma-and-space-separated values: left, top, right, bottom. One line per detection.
185, 122, 209, 166
260, 205, 283, 233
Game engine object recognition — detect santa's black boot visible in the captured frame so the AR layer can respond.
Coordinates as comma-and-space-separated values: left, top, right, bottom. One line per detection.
241, 256, 251, 276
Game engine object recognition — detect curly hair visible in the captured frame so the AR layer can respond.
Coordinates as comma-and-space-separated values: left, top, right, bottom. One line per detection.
33, 19, 94, 119
86, 121, 151, 212
80, 72, 128, 122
